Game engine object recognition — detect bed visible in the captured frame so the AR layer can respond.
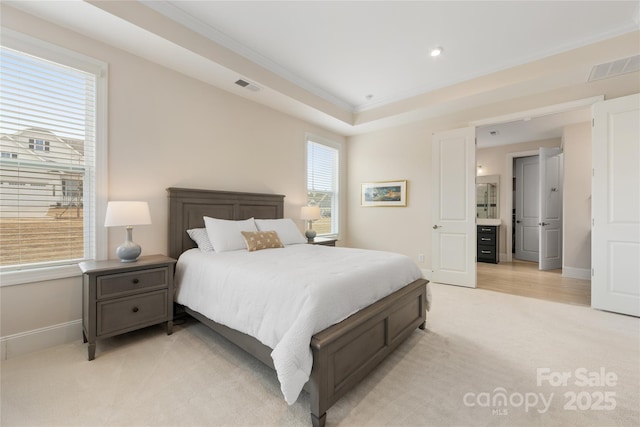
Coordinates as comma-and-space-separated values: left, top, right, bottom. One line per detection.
167, 187, 429, 427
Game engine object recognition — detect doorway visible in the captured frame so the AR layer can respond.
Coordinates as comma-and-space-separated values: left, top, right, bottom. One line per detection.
512, 148, 565, 270
472, 97, 598, 303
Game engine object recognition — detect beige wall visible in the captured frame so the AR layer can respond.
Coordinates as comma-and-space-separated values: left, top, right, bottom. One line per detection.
347, 123, 431, 266
562, 122, 592, 271
0, 7, 345, 339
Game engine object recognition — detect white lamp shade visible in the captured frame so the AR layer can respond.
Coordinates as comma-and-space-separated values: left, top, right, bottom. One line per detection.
104, 201, 152, 227
300, 205, 321, 221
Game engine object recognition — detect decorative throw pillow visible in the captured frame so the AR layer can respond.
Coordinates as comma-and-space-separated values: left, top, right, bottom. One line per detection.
241, 230, 284, 252
254, 218, 306, 245
186, 228, 214, 252
204, 217, 258, 252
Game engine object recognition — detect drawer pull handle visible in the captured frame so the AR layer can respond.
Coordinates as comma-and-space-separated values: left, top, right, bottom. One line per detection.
481, 238, 491, 241
132, 278, 139, 284
132, 306, 139, 313
481, 228, 491, 232
481, 250, 491, 254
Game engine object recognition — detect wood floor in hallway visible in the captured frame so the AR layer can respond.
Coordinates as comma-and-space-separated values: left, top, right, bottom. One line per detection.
477, 260, 591, 306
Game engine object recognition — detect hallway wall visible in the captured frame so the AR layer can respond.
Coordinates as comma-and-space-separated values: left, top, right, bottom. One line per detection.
562, 122, 592, 277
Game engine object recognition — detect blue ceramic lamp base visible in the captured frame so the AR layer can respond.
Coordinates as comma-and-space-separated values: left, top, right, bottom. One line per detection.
116, 227, 142, 262
305, 228, 316, 243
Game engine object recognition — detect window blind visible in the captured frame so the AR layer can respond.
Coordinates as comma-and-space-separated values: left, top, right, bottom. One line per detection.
307, 139, 339, 236
0, 46, 97, 269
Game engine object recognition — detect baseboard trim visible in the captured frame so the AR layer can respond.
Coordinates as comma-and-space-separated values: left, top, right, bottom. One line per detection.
421, 268, 432, 280
562, 267, 591, 281
0, 319, 82, 360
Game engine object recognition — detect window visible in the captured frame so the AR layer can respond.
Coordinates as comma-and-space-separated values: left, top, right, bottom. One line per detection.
29, 138, 49, 151
306, 136, 339, 236
0, 31, 107, 279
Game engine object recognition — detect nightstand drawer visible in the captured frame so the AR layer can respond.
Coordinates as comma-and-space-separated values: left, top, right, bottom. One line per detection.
97, 267, 168, 299
97, 290, 168, 336
478, 246, 496, 259
478, 234, 496, 245
478, 226, 496, 234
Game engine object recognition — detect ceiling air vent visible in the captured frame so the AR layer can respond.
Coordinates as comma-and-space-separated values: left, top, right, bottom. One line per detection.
234, 78, 261, 92
588, 55, 640, 82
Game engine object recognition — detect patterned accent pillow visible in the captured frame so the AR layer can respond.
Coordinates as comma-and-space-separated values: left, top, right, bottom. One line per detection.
241, 230, 284, 252
186, 228, 214, 252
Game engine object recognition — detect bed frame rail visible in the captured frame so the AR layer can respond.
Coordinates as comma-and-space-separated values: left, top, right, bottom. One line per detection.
308, 278, 428, 427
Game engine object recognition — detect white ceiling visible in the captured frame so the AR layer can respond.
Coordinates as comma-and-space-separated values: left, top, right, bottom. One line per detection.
476, 107, 592, 148
144, 0, 638, 112
6, 0, 640, 142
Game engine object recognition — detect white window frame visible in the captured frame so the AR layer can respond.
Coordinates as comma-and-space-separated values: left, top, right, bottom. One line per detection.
306, 133, 342, 238
0, 30, 108, 287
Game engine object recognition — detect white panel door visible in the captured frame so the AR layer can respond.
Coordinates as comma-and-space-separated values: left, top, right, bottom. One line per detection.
515, 156, 540, 262
539, 147, 563, 270
432, 127, 476, 287
592, 94, 640, 317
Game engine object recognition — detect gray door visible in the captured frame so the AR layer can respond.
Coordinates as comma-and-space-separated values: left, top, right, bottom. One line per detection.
539, 147, 563, 270
515, 155, 539, 262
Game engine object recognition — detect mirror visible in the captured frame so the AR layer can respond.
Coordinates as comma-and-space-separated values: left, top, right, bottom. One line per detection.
476, 175, 500, 219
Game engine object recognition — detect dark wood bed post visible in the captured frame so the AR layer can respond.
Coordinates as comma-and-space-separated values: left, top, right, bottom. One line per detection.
167, 187, 428, 427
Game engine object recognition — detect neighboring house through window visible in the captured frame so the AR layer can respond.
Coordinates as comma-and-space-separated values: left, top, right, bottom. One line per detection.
306, 135, 340, 237
0, 31, 107, 282
29, 138, 49, 151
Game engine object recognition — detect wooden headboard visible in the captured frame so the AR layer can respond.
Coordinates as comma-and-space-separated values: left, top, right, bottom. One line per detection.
167, 187, 285, 259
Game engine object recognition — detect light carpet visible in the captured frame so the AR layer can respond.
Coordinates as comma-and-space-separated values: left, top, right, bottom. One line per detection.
1, 283, 639, 426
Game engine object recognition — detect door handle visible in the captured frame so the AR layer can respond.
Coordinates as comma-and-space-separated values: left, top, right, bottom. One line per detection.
538, 222, 549, 226
433, 225, 441, 230
516, 220, 521, 224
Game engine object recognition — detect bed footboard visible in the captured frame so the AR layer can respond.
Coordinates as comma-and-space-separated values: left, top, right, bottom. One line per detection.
308, 278, 428, 427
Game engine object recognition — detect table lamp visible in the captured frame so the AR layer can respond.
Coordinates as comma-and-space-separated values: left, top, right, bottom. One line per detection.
300, 205, 321, 242
104, 201, 151, 262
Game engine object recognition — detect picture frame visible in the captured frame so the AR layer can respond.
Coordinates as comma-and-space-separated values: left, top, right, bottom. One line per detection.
361, 180, 407, 207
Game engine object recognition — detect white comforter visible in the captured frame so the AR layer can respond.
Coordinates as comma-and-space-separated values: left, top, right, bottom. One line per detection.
175, 244, 424, 404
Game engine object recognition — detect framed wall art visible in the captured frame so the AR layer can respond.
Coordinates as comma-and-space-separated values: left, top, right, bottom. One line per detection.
361, 180, 407, 207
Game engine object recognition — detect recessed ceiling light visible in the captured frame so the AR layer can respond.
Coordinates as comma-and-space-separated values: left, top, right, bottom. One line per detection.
430, 46, 443, 57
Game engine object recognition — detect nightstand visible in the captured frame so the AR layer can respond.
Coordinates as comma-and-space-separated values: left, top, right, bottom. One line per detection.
309, 237, 338, 247
477, 225, 499, 264
79, 254, 177, 360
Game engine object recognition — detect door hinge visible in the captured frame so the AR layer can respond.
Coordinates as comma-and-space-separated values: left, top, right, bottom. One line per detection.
591, 268, 594, 277
592, 168, 595, 177
592, 118, 595, 127
592, 218, 595, 227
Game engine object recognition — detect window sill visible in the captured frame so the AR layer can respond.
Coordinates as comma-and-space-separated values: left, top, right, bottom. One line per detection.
0, 264, 82, 287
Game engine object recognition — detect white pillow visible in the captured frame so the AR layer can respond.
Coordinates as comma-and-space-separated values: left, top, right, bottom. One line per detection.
204, 217, 258, 252
186, 228, 214, 252
255, 218, 306, 245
